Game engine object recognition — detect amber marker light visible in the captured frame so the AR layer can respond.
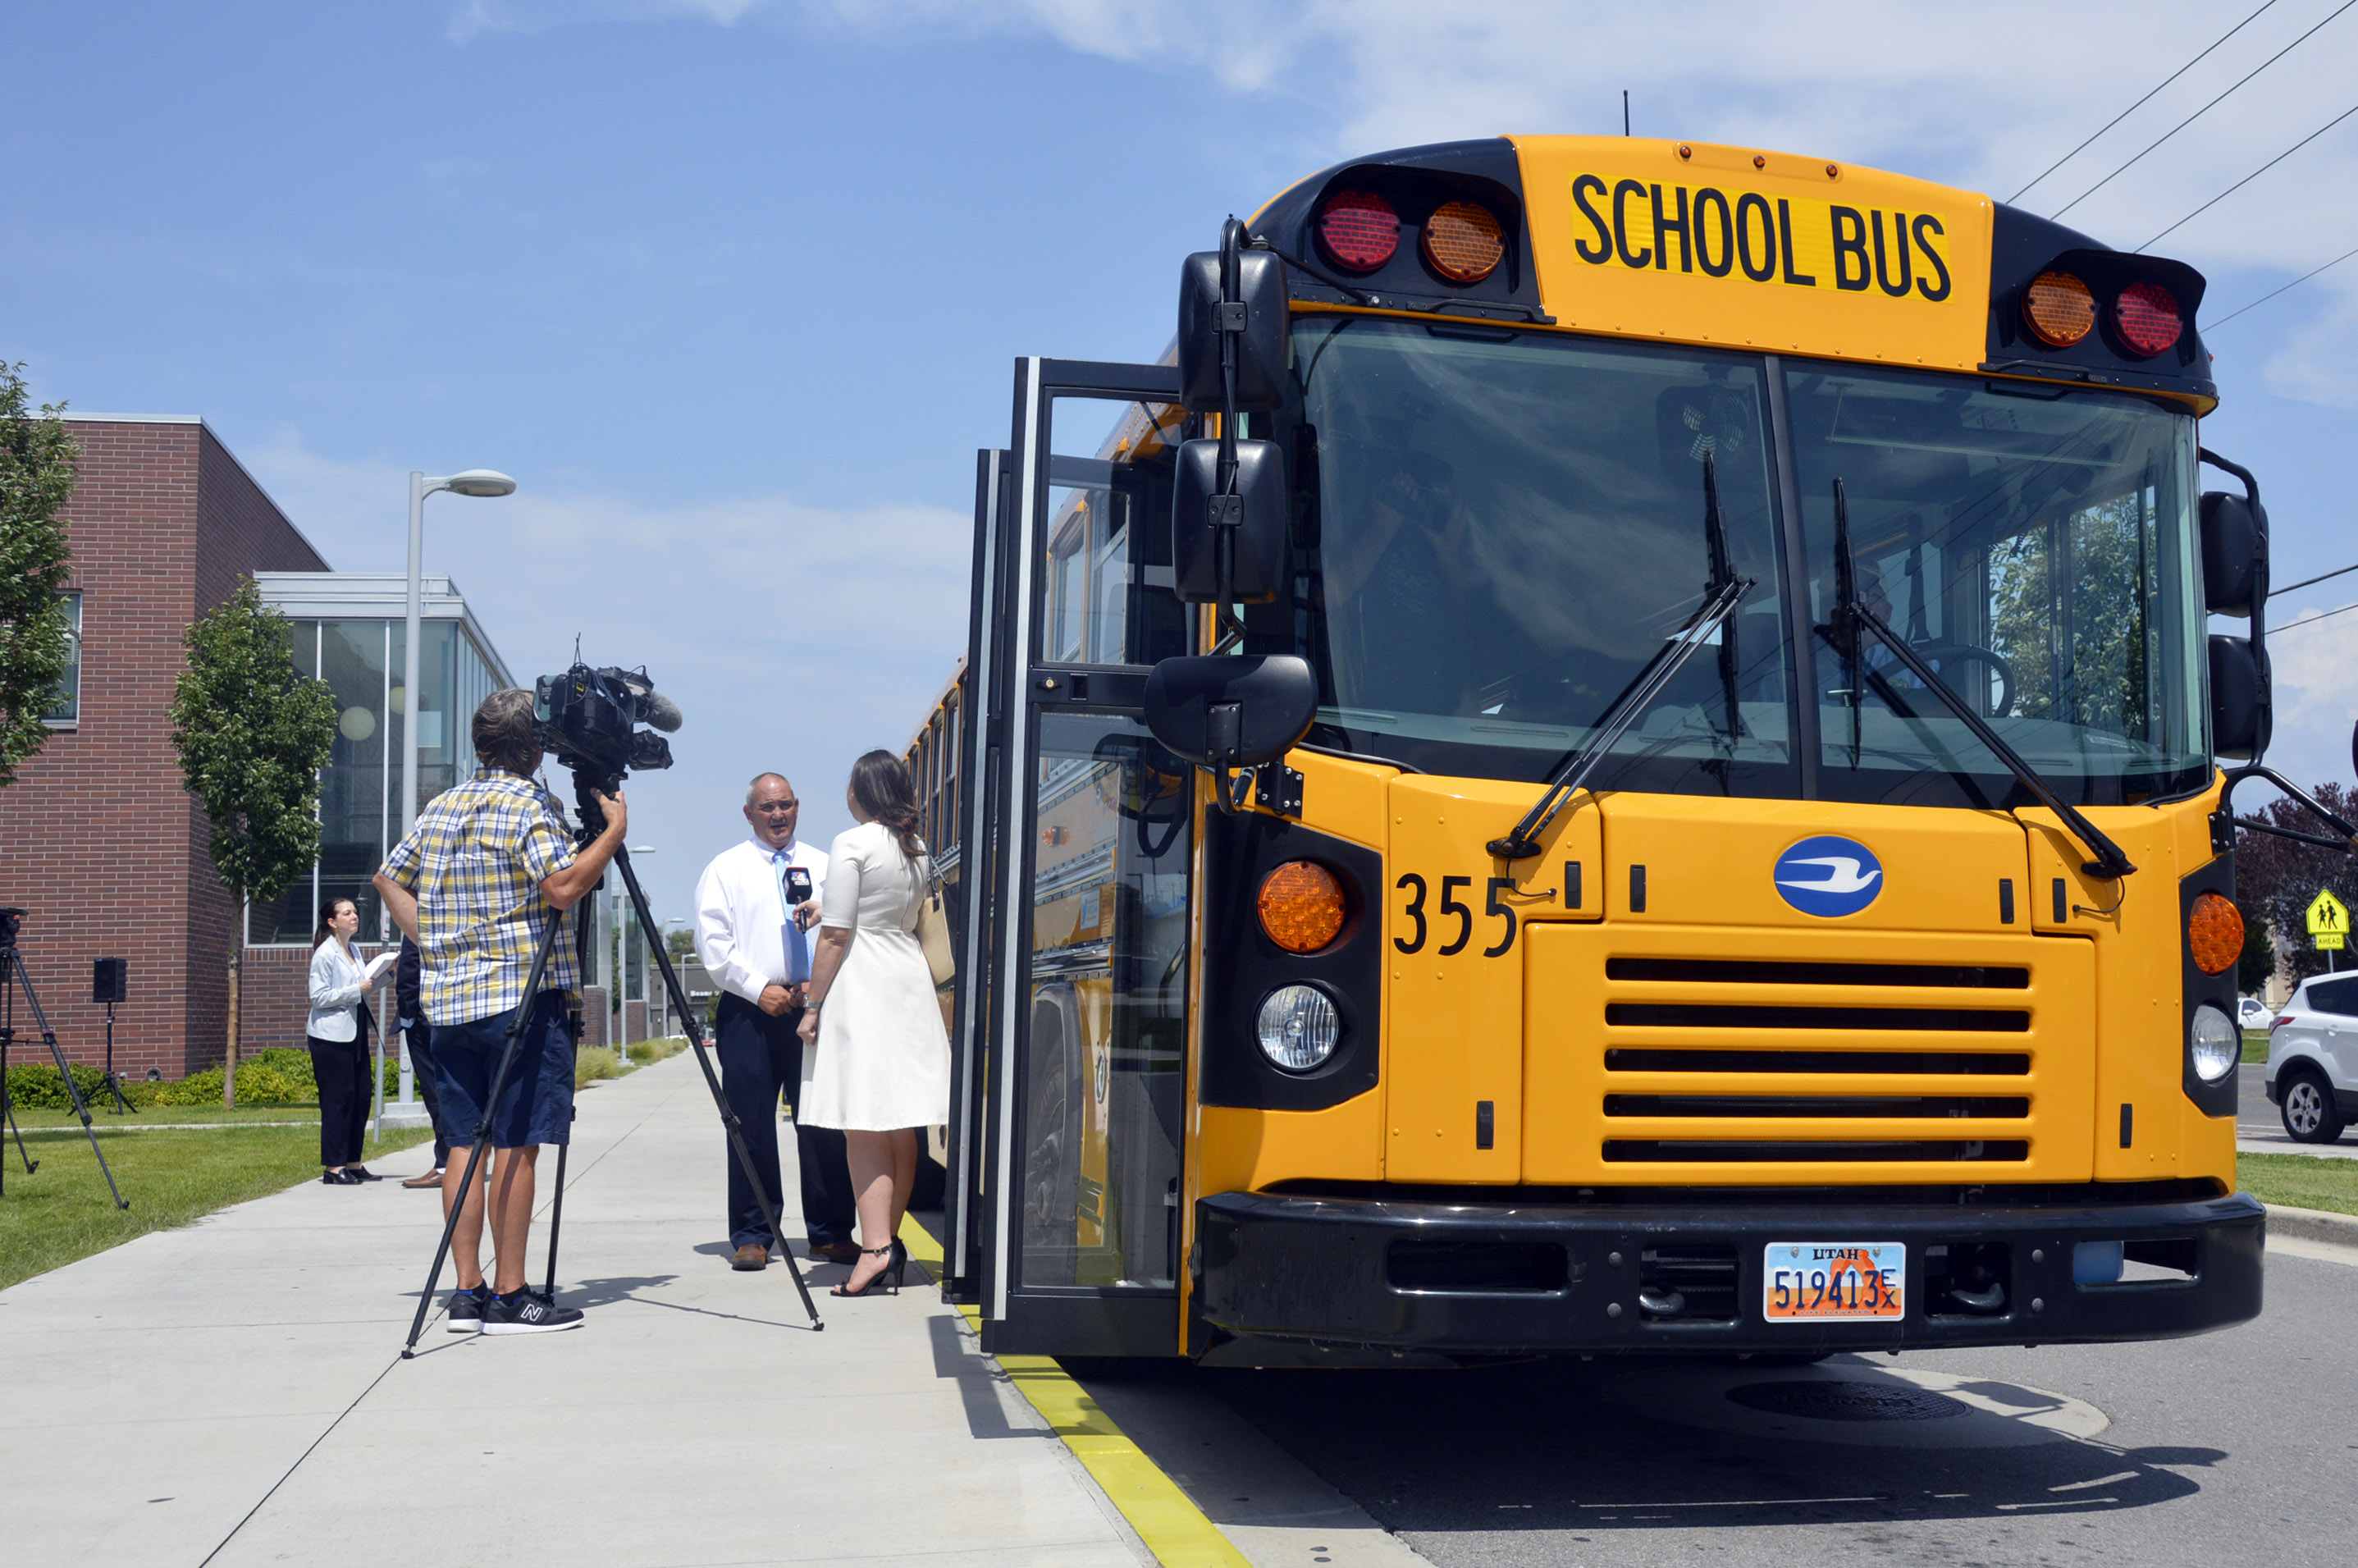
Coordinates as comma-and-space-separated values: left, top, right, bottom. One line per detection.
1422, 200, 1505, 283
1319, 190, 1399, 272
2023, 271, 2095, 347
2187, 892, 2245, 977
2114, 281, 2183, 357
1259, 861, 1346, 953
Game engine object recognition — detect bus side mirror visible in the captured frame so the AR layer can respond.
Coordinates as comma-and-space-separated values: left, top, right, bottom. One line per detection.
1177, 247, 1287, 412
2200, 489, 2269, 618
2210, 634, 2271, 761
1172, 437, 1289, 603
1143, 654, 1318, 769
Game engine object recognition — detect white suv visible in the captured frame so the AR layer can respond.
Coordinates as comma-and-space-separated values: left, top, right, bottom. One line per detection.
2264, 976, 2358, 1143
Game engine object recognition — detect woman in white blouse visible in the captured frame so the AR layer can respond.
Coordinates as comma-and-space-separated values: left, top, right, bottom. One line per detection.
797, 752, 952, 1296
308, 897, 395, 1186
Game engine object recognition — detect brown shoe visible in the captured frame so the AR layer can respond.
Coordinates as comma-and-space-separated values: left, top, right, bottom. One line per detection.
731, 1244, 770, 1271
807, 1241, 861, 1264
401, 1169, 446, 1189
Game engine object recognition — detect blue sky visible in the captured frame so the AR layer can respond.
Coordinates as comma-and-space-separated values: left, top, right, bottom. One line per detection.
9, 1, 2358, 922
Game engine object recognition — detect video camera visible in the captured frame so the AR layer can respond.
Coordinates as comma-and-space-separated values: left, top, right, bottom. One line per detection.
532, 662, 683, 792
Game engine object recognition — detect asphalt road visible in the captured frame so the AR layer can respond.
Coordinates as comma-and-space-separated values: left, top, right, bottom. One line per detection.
1079, 1240, 2358, 1567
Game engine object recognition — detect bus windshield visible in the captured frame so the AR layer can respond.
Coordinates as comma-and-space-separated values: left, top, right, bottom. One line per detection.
1277, 318, 2208, 807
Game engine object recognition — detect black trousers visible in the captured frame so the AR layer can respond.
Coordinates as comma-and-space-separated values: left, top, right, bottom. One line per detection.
308, 1033, 372, 1168
404, 1022, 450, 1168
716, 991, 855, 1250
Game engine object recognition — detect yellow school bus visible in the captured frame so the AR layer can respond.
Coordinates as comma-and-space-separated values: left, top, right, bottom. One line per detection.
921, 135, 2327, 1365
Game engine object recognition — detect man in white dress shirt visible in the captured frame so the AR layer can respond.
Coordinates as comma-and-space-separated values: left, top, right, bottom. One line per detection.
692, 772, 857, 1269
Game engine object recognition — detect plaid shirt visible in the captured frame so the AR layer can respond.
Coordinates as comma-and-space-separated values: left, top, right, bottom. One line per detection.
381, 769, 581, 1026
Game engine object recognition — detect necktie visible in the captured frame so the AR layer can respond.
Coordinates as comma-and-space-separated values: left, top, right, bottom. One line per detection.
775, 849, 811, 985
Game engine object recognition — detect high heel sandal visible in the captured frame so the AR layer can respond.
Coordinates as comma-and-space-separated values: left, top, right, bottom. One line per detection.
829, 1245, 899, 1297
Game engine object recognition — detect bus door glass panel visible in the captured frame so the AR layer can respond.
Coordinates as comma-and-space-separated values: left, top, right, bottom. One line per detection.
1783, 366, 2209, 807
1021, 710, 1191, 1289
1039, 395, 1190, 667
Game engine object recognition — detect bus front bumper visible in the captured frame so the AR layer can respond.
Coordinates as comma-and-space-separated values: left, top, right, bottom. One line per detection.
1194, 1187, 2264, 1356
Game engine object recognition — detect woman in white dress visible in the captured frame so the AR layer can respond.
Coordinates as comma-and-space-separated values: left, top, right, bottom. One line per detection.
797, 751, 951, 1296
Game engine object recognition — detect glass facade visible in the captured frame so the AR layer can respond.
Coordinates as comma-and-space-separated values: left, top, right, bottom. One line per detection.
42, 591, 81, 725
246, 614, 507, 945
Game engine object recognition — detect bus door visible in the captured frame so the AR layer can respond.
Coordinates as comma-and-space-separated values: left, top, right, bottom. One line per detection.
962, 358, 1195, 1356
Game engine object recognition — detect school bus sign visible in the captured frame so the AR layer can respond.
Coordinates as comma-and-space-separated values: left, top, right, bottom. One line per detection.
2308, 889, 2348, 951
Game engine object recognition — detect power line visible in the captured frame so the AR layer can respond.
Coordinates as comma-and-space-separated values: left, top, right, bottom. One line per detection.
2272, 599, 2358, 633
2052, 0, 2357, 221
2277, 561, 2358, 595
2009, 0, 2280, 203
2207, 242, 2358, 329
2142, 98, 2358, 249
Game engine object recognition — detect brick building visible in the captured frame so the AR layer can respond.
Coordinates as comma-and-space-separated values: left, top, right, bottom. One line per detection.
0, 417, 329, 1080
0, 416, 601, 1084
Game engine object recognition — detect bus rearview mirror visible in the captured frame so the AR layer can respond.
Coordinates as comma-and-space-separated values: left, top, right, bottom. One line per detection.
2209, 633, 2271, 761
1143, 654, 1318, 770
2199, 490, 2269, 619
1172, 438, 1289, 603
1177, 248, 1287, 413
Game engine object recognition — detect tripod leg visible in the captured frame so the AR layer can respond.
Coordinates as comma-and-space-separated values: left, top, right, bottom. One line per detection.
2, 1028, 33, 1180
612, 848, 823, 1328
7, 955, 126, 1209
102, 1006, 134, 1114
402, 911, 569, 1356
541, 1126, 570, 1302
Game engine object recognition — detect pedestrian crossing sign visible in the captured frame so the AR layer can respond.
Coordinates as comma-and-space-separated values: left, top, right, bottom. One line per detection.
2308, 889, 2348, 949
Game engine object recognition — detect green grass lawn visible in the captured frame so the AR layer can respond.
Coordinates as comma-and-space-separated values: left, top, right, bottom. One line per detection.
2239, 1151, 2358, 1218
2243, 1029, 2270, 1063
9, 1101, 325, 1130
0, 1123, 431, 1290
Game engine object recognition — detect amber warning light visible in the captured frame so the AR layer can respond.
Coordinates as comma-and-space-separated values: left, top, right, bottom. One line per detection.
1259, 861, 1346, 953
2187, 892, 2244, 977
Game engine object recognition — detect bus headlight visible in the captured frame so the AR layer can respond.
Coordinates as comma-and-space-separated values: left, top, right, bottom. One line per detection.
2188, 1003, 2238, 1084
1256, 984, 1340, 1072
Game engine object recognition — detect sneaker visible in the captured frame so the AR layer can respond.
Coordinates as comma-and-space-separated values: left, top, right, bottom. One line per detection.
446, 1287, 488, 1333
483, 1288, 584, 1335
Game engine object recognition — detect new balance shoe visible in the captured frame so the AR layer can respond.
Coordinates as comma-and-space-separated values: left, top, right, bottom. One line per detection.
482, 1288, 583, 1335
446, 1287, 488, 1333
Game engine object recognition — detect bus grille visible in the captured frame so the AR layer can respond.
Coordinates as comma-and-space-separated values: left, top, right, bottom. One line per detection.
1600, 953, 2039, 1168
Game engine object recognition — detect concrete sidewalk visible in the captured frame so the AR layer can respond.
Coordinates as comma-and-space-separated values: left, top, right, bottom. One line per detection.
1, 1051, 1151, 1567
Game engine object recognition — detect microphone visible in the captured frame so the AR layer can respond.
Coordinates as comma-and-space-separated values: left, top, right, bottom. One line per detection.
641, 688, 684, 732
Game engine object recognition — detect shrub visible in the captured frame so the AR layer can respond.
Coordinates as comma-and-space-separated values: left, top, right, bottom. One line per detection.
575, 1046, 623, 1088
627, 1036, 687, 1065
4, 1061, 111, 1110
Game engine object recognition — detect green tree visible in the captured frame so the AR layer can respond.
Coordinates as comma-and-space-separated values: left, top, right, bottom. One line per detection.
0, 362, 80, 789
2237, 907, 2278, 996
665, 927, 695, 962
170, 577, 336, 1104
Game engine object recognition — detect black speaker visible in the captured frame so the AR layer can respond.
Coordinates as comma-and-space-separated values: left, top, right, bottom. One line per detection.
92, 957, 127, 1005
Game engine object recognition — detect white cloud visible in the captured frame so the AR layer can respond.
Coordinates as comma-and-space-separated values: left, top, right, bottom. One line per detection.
2260, 603, 2358, 788
242, 433, 971, 917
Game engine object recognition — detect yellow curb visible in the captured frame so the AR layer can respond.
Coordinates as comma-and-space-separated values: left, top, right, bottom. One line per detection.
899, 1214, 1250, 1568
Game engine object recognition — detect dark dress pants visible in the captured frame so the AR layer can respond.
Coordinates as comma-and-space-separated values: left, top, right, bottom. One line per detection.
308, 1033, 371, 1168
405, 1022, 451, 1168
716, 991, 855, 1250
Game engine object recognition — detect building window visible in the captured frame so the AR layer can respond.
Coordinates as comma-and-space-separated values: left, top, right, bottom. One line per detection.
42, 592, 81, 726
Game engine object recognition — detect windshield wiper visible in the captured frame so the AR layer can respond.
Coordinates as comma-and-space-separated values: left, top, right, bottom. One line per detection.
1826, 478, 2136, 881
1488, 479, 1754, 861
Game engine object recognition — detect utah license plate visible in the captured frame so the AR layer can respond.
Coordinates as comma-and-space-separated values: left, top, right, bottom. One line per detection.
1764, 1242, 1905, 1322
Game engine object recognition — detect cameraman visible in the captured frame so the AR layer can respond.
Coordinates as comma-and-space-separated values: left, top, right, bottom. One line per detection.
373, 688, 625, 1336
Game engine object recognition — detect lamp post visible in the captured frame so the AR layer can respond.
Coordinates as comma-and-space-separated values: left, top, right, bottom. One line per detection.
400, 469, 516, 834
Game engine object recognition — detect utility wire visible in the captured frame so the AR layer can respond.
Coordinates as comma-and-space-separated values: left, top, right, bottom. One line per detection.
2053, 0, 2357, 221
2009, 0, 2279, 203
2207, 242, 2358, 329
2271, 599, 2358, 632
2142, 98, 2358, 249
2276, 561, 2358, 595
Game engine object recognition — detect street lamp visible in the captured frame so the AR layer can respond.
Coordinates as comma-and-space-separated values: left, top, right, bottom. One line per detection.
400, 469, 516, 834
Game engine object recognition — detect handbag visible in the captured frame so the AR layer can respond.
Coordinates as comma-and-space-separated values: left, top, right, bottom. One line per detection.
909, 842, 955, 988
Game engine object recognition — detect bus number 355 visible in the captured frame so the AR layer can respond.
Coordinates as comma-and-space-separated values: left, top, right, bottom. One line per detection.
1395, 874, 1519, 958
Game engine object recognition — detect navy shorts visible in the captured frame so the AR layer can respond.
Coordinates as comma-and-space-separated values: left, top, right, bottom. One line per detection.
432, 992, 575, 1149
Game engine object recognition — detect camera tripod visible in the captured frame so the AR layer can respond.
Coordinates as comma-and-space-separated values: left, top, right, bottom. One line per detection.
0, 907, 129, 1208
400, 782, 822, 1355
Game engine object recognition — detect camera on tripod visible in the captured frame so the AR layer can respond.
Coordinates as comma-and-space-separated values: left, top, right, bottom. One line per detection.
532, 662, 682, 790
